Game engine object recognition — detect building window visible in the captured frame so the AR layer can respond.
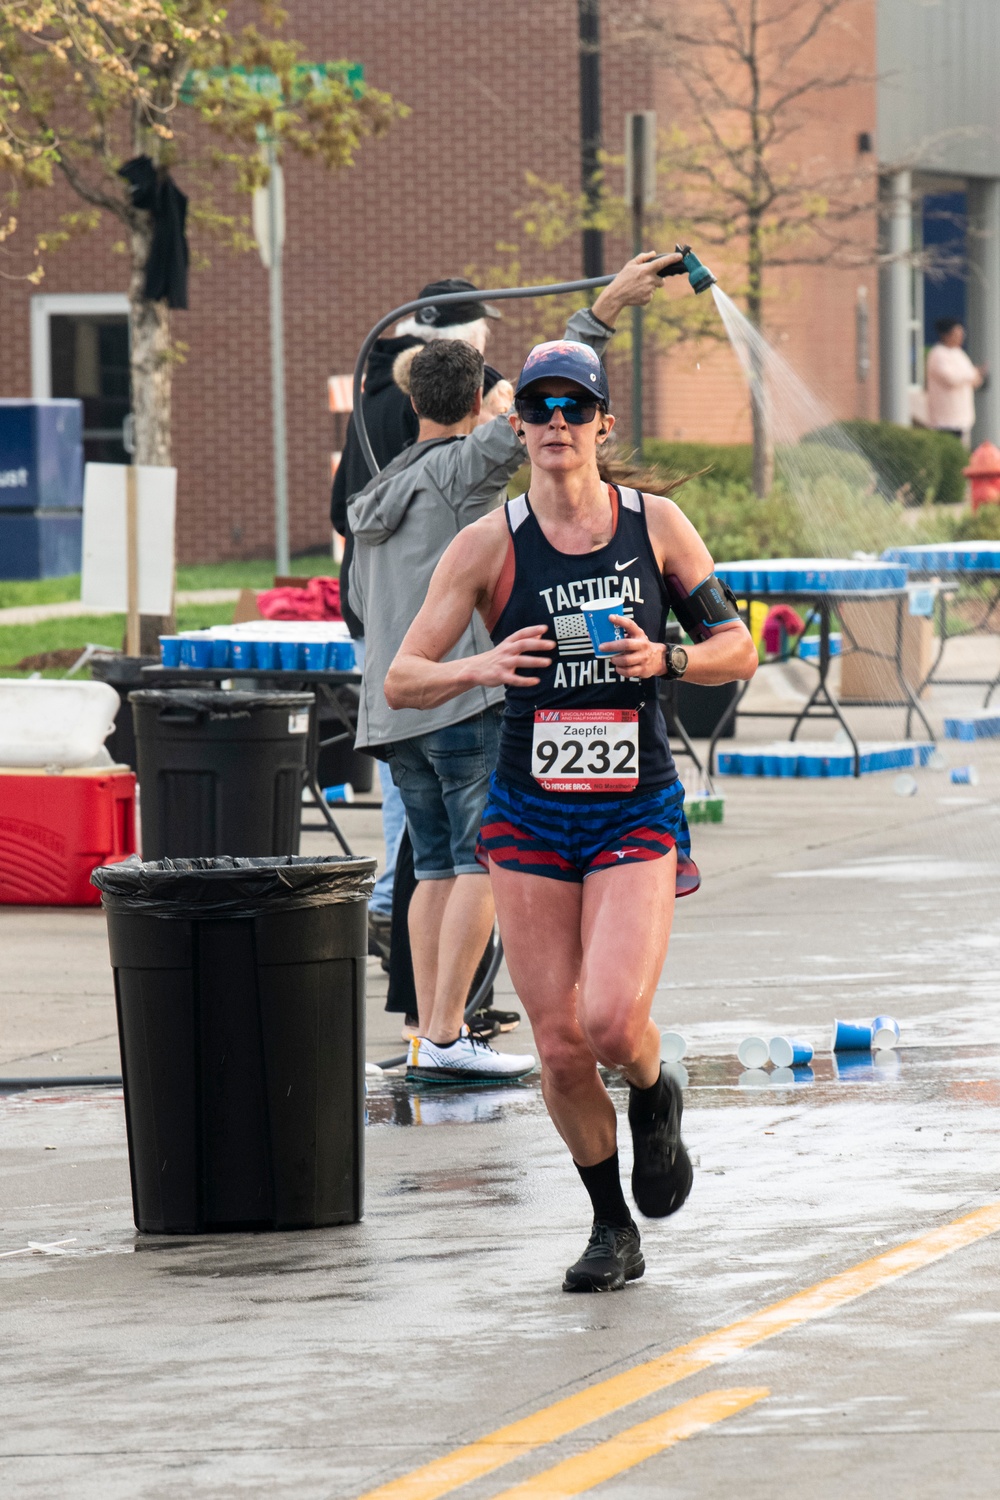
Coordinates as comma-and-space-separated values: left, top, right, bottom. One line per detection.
30, 293, 130, 464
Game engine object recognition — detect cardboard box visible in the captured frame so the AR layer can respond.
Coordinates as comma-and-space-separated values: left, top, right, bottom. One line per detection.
838, 599, 934, 703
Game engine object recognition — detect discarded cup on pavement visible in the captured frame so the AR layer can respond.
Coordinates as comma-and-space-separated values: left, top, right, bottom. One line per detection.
769, 1036, 814, 1068
831, 1019, 872, 1052
737, 1036, 769, 1069
771, 1065, 815, 1086
871, 1015, 900, 1050
322, 782, 355, 805
660, 1030, 687, 1063
950, 766, 979, 785
893, 774, 918, 797
927, 749, 948, 771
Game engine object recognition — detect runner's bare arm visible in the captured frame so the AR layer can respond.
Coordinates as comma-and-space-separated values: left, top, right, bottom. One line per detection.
384, 516, 556, 711
601, 494, 758, 685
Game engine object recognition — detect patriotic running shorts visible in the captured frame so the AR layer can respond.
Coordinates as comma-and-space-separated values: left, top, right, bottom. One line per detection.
476, 774, 700, 894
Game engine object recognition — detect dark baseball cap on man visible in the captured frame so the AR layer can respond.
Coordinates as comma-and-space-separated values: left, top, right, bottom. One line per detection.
415, 277, 501, 328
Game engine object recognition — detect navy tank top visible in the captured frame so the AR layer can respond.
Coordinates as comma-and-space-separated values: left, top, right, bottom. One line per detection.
489, 485, 677, 800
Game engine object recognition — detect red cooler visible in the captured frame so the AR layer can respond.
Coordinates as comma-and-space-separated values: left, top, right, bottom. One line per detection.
0, 766, 136, 906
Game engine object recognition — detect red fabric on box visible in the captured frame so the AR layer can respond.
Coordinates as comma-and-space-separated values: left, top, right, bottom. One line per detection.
256, 576, 342, 621
762, 604, 806, 655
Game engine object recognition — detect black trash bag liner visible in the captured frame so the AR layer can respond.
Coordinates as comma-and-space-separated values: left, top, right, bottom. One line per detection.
128, 690, 315, 720
92, 854, 375, 918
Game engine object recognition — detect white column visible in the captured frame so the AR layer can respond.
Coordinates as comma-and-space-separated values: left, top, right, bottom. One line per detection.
879, 170, 912, 426
967, 178, 1000, 448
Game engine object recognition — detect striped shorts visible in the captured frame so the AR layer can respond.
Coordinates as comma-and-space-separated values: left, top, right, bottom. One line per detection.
476, 774, 700, 894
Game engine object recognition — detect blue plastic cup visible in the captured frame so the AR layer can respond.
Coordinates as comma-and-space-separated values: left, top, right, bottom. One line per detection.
582, 598, 626, 652
190, 638, 214, 668
950, 766, 979, 785
230, 638, 255, 670
832, 1018, 872, 1052
252, 639, 278, 670
278, 640, 302, 671
303, 641, 328, 671
769, 1036, 814, 1068
871, 1015, 900, 1051
331, 640, 355, 671
737, 1036, 769, 1069
179, 637, 196, 666
159, 636, 182, 667
322, 782, 355, 804
211, 637, 231, 669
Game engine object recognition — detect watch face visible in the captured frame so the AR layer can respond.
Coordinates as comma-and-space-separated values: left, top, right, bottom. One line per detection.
672, 646, 689, 675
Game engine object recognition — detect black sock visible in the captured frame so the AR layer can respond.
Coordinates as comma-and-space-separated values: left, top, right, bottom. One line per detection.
575, 1151, 632, 1229
628, 1068, 667, 1125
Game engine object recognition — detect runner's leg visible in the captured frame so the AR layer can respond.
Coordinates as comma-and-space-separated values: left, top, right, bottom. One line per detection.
488, 863, 617, 1166
576, 851, 677, 1088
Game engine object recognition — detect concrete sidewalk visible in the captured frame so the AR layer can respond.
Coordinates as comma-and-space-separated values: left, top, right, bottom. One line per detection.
1, 686, 999, 1498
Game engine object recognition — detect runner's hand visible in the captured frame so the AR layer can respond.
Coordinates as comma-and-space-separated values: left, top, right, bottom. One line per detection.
592, 251, 683, 326
600, 615, 666, 679
473, 626, 555, 687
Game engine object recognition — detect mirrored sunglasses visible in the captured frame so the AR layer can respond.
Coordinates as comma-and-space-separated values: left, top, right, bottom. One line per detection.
514, 393, 601, 426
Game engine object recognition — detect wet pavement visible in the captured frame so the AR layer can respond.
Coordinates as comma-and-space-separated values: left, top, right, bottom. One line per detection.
1, 671, 999, 1498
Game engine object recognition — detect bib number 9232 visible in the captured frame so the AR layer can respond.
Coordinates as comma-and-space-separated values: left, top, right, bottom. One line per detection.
531, 709, 639, 794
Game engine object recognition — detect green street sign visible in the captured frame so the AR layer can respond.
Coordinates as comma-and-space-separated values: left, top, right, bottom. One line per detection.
180, 62, 364, 106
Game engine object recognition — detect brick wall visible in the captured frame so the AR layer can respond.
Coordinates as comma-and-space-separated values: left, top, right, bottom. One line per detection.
0, 0, 875, 561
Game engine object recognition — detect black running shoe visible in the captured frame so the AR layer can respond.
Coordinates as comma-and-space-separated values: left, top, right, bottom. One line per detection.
475, 1006, 521, 1033
562, 1220, 644, 1293
629, 1067, 693, 1219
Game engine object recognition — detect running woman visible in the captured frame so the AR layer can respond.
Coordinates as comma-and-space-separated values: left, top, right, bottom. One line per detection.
385, 340, 757, 1291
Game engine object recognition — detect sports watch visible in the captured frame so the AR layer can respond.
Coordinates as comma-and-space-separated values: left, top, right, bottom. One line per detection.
663, 643, 689, 680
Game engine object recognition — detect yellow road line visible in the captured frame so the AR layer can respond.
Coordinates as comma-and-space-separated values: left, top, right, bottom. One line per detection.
490, 1388, 769, 1500
357, 1200, 1000, 1500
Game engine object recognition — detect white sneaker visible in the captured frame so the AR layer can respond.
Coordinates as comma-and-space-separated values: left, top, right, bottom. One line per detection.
406, 1027, 536, 1085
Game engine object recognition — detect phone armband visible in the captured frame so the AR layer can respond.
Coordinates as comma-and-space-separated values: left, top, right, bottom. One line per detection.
666, 573, 741, 642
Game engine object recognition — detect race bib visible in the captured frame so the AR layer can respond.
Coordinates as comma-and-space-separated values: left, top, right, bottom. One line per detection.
531, 709, 639, 793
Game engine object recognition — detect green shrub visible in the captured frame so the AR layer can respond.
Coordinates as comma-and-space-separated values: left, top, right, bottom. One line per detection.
805, 420, 966, 506
661, 477, 811, 561
642, 440, 753, 487
947, 504, 1000, 541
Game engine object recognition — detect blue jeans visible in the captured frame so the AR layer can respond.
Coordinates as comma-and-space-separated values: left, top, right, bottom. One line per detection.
386, 706, 502, 880
371, 760, 405, 915
352, 638, 405, 916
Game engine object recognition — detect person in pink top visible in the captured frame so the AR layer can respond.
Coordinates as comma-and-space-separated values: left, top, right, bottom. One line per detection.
926, 319, 987, 445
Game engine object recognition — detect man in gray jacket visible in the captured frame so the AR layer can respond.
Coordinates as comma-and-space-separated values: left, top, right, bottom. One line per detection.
349, 253, 676, 1083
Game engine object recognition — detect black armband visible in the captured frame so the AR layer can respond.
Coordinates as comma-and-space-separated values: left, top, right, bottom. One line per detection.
666, 573, 741, 643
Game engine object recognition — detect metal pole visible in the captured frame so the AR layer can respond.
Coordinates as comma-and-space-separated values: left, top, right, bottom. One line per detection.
268, 138, 290, 575
579, 0, 603, 279
631, 112, 644, 456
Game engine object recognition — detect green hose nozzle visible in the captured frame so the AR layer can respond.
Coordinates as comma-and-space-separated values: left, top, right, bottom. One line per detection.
658, 244, 718, 295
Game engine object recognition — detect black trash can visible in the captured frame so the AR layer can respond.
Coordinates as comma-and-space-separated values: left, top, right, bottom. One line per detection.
90, 654, 158, 769
130, 690, 314, 859
92, 854, 376, 1233
660, 678, 739, 740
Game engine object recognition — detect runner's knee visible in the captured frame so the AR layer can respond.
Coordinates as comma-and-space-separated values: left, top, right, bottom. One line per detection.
581, 1008, 647, 1070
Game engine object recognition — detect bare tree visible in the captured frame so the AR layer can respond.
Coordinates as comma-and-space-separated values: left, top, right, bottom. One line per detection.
623, 0, 877, 493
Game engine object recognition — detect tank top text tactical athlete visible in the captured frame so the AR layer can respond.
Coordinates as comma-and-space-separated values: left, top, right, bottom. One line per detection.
488, 485, 678, 800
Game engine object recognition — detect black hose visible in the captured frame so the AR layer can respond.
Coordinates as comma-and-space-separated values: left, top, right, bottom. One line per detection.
375, 934, 506, 1071
352, 275, 616, 478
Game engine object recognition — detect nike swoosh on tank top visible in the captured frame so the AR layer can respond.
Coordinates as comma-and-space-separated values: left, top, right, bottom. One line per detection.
488, 484, 678, 801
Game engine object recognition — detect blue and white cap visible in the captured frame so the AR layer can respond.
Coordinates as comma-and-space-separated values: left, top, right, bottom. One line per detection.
514, 340, 611, 408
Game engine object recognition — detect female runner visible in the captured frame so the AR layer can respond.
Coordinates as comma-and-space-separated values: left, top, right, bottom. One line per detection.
385, 339, 757, 1291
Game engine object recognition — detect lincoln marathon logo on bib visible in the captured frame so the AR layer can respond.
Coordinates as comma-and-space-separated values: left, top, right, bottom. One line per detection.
531, 709, 639, 794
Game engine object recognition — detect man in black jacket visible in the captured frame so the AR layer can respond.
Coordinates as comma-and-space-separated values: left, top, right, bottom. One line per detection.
331, 278, 510, 1033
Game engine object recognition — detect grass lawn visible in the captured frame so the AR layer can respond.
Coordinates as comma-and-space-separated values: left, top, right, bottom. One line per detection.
0, 604, 236, 677
0, 553, 335, 611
